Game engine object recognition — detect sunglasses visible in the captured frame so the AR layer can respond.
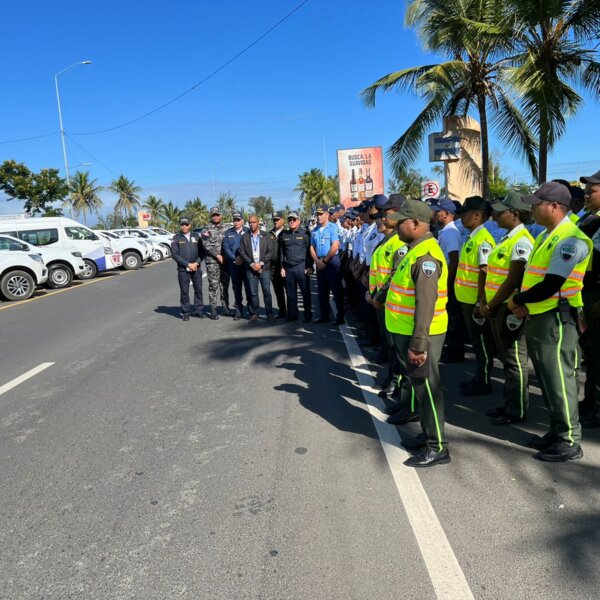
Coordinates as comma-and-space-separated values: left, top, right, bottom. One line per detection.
288, 217, 299, 221
233, 218, 242, 222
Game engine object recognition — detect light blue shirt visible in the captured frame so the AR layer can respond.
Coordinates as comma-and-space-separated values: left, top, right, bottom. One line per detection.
311, 222, 340, 257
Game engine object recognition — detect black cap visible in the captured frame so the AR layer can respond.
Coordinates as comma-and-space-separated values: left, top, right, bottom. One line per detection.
272, 211, 283, 219
522, 182, 571, 206
315, 204, 328, 214
232, 210, 243, 220
179, 217, 191, 225
382, 193, 407, 211
580, 170, 600, 185
455, 196, 491, 215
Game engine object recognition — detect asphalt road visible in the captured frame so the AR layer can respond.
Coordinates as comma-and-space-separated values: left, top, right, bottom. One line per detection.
1, 260, 599, 599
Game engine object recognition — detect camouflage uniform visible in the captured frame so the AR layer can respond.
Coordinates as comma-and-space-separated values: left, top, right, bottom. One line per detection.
200, 221, 230, 310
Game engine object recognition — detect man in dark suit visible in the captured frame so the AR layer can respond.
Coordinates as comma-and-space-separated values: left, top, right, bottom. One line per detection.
239, 214, 274, 323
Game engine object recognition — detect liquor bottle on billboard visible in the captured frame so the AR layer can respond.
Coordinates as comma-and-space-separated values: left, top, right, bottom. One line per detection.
365, 168, 373, 199
350, 169, 358, 201
358, 168, 366, 201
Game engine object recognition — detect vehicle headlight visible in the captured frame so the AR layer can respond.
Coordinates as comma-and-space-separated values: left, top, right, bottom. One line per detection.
71, 251, 83, 258
28, 254, 44, 263
104, 246, 112, 254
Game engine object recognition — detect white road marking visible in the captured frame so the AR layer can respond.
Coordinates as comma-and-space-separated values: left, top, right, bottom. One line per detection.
0, 362, 55, 397
338, 322, 475, 600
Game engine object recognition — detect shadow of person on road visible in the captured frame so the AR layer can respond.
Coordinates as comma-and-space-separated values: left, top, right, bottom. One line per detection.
154, 305, 183, 319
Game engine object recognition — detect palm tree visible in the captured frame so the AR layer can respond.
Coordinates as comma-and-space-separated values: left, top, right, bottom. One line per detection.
143, 195, 166, 226
163, 201, 182, 231
295, 168, 339, 215
184, 197, 209, 227
362, 0, 538, 199
68, 171, 103, 226
109, 175, 142, 222
508, 0, 600, 182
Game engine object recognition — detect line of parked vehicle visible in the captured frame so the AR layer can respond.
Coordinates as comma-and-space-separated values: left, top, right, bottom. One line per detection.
0, 215, 175, 302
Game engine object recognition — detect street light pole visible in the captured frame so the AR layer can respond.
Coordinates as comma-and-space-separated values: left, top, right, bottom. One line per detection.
54, 60, 92, 217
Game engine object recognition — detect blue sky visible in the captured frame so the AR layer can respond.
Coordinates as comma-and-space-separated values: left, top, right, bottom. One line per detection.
1, 0, 599, 221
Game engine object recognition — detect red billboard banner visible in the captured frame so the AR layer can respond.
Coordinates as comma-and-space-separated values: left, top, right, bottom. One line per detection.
337, 146, 384, 208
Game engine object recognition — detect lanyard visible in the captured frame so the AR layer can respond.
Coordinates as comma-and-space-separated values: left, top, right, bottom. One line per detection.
252, 234, 260, 254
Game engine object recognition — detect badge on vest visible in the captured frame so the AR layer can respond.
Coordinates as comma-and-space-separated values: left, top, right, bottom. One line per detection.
465, 241, 474, 253
396, 247, 408, 260
559, 243, 577, 262
422, 261, 437, 277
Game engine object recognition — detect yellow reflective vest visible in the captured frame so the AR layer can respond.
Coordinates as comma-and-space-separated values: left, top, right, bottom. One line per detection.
385, 237, 448, 335
369, 234, 407, 293
484, 226, 534, 304
455, 226, 495, 304
520, 220, 592, 315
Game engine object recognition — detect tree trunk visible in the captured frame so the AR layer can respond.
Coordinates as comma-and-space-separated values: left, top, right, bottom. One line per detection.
477, 94, 490, 200
538, 121, 548, 184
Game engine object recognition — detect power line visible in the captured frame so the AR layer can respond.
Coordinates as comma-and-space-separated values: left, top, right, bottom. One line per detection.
0, 131, 58, 145
69, 0, 309, 137
65, 134, 119, 177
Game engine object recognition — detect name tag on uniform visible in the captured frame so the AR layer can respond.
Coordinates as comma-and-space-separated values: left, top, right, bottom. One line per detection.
295, 236, 304, 240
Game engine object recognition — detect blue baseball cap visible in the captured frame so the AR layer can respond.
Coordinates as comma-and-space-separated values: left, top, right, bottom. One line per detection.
371, 194, 388, 209
429, 198, 456, 214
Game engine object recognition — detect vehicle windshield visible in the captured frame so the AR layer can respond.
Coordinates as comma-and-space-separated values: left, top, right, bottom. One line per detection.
101, 231, 118, 239
152, 228, 171, 235
65, 226, 99, 241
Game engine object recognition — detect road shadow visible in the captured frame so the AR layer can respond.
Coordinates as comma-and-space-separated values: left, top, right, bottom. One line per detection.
200, 332, 379, 441
154, 305, 183, 319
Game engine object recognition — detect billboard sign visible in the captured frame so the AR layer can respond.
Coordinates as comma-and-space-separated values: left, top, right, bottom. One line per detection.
337, 146, 384, 208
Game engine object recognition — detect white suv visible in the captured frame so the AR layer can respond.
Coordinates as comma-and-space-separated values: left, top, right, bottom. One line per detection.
98, 231, 151, 270
0, 234, 85, 288
0, 242, 48, 301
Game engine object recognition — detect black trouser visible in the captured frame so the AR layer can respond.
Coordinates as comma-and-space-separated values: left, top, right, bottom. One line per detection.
360, 282, 380, 343
316, 255, 344, 320
246, 268, 273, 316
375, 307, 400, 384
271, 266, 287, 315
284, 262, 312, 319
444, 286, 466, 358
177, 269, 204, 316
228, 264, 250, 315
460, 302, 494, 385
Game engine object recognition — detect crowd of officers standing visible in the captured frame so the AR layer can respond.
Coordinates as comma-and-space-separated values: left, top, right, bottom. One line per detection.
172, 170, 600, 468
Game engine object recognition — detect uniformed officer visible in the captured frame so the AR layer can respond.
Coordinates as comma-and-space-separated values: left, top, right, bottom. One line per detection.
479, 191, 534, 424
509, 182, 592, 462
576, 170, 600, 427
170, 217, 206, 321
200, 207, 231, 319
310, 204, 344, 325
454, 196, 496, 396
222, 211, 251, 320
384, 200, 450, 467
269, 211, 287, 318
279, 211, 313, 322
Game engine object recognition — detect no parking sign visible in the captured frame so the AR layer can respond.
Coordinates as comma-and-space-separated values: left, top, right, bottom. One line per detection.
421, 180, 440, 201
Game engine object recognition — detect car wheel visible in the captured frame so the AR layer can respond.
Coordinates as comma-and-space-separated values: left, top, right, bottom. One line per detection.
1, 270, 36, 301
80, 259, 98, 280
150, 248, 164, 262
47, 264, 73, 289
123, 251, 141, 270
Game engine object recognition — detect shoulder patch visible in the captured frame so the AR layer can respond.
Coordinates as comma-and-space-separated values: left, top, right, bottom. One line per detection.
559, 243, 577, 262
480, 242, 492, 254
396, 246, 408, 259
422, 260, 437, 277
515, 241, 529, 256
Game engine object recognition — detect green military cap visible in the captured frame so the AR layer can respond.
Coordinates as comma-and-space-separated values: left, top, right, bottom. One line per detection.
490, 190, 532, 213
387, 199, 432, 223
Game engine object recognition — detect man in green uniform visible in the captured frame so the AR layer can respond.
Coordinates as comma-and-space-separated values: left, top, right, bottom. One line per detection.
384, 200, 450, 467
509, 182, 592, 462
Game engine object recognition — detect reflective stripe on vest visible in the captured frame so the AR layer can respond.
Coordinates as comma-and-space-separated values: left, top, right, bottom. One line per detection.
455, 227, 496, 304
520, 220, 592, 315
385, 237, 448, 336
484, 227, 534, 303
